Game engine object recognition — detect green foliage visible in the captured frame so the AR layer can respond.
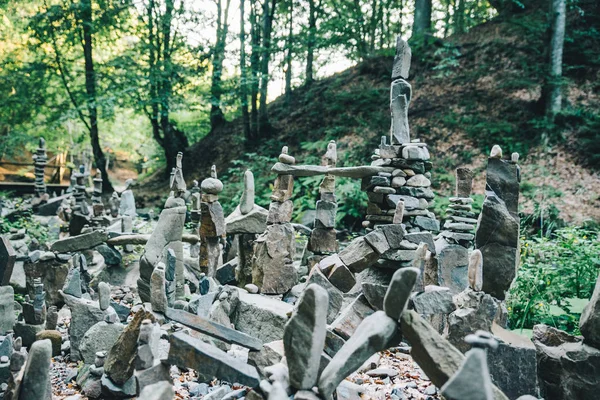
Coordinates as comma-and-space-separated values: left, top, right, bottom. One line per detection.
507, 227, 600, 334
0, 209, 49, 243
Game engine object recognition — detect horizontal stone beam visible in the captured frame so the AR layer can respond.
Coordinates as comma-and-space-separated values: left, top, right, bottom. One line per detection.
165, 307, 262, 351
167, 331, 260, 387
106, 233, 200, 246
271, 162, 394, 178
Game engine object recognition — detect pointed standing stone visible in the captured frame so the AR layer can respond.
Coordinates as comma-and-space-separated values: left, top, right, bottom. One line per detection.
391, 37, 411, 80
240, 170, 255, 215
150, 263, 168, 313
19, 339, 52, 400
468, 250, 483, 291
393, 200, 405, 224
383, 267, 419, 321
390, 80, 412, 145
283, 284, 329, 390
98, 282, 110, 311
456, 168, 473, 198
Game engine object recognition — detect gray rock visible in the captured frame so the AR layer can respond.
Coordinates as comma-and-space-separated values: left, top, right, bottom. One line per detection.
435, 240, 469, 294
338, 237, 379, 273
240, 170, 256, 215
19, 339, 52, 400
468, 249, 483, 291
98, 282, 110, 311
79, 321, 125, 365
252, 224, 297, 294
376, 224, 406, 249
225, 205, 268, 235
315, 200, 337, 229
330, 294, 374, 340
101, 373, 137, 398
95, 244, 122, 266
364, 230, 391, 255
50, 230, 109, 253
486, 158, 520, 216
400, 310, 508, 400
167, 331, 259, 387
61, 291, 105, 361
0, 286, 14, 335
411, 286, 455, 315
232, 290, 293, 343
390, 79, 411, 145
456, 168, 473, 198
391, 37, 411, 80
413, 216, 439, 232
384, 267, 419, 321
137, 381, 174, 400
135, 361, 171, 393
361, 282, 388, 310
534, 326, 600, 400
216, 258, 238, 285
119, 189, 137, 217
440, 347, 495, 400
283, 284, 328, 390
63, 266, 83, 298
579, 271, 600, 348
318, 311, 399, 399
150, 263, 168, 313
447, 290, 499, 353
306, 267, 343, 324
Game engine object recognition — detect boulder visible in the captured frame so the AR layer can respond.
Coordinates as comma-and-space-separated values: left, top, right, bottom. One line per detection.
232, 290, 293, 343
50, 230, 109, 253
79, 321, 125, 365
579, 272, 600, 348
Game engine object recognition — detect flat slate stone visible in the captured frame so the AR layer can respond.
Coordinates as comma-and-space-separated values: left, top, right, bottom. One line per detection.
0, 236, 16, 285
165, 307, 262, 351
50, 230, 109, 253
168, 331, 260, 387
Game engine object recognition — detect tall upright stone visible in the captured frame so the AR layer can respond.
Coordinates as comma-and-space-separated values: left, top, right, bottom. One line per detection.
390, 38, 412, 145
32, 138, 48, 199
91, 175, 104, 217
283, 284, 328, 390
0, 286, 15, 334
69, 165, 91, 235
18, 339, 52, 400
138, 153, 186, 303
240, 169, 255, 215
252, 147, 297, 294
474, 147, 520, 300
0, 236, 16, 285
119, 179, 137, 217
580, 271, 600, 349
309, 141, 339, 261
199, 165, 225, 279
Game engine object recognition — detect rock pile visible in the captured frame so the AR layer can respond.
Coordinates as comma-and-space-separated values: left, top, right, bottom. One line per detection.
199, 165, 226, 279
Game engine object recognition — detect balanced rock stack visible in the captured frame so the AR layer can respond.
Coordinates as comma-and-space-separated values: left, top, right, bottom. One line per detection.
69, 164, 91, 235
224, 170, 268, 286
91, 174, 104, 217
251, 146, 297, 294
308, 140, 339, 264
138, 153, 186, 303
441, 168, 477, 248
32, 137, 48, 199
364, 37, 438, 235
199, 165, 225, 279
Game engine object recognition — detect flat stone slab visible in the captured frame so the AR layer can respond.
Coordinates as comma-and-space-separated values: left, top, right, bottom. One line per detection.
165, 307, 262, 351
167, 331, 260, 387
50, 230, 108, 253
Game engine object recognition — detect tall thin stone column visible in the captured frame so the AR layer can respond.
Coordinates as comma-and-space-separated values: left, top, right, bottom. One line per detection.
199, 166, 225, 279
33, 138, 47, 199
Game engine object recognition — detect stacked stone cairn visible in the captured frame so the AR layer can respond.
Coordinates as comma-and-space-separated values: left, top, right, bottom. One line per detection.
252, 146, 298, 294
32, 137, 48, 201
434, 168, 476, 294
224, 170, 268, 287
199, 165, 225, 279
69, 164, 91, 235
138, 152, 186, 303
366, 37, 438, 237
307, 141, 339, 266
91, 174, 104, 217
14, 279, 46, 348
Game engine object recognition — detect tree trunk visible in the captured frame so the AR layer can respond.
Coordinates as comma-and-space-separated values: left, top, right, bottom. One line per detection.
455, 0, 466, 34
545, 0, 566, 116
249, 0, 260, 138
240, 0, 251, 139
305, 0, 316, 86
285, 0, 293, 103
80, 0, 113, 193
210, 0, 232, 130
412, 0, 432, 38
160, 0, 189, 175
258, 0, 277, 134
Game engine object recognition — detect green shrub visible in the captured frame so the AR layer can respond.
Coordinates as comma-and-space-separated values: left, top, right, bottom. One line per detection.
507, 226, 600, 334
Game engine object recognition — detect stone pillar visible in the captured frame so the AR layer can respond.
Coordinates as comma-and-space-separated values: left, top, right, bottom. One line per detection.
251, 146, 297, 294
474, 146, 520, 300
199, 165, 225, 279
91, 175, 104, 217
308, 141, 339, 264
137, 153, 186, 304
33, 138, 48, 199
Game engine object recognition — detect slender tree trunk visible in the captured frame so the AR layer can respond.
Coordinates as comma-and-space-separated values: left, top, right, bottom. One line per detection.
412, 0, 432, 38
284, 0, 293, 103
80, 0, 113, 192
249, 0, 260, 138
443, 0, 451, 37
545, 0, 566, 116
240, 0, 251, 139
305, 0, 316, 86
369, 0, 378, 52
258, 0, 277, 134
160, 0, 189, 175
210, 0, 232, 130
455, 0, 466, 34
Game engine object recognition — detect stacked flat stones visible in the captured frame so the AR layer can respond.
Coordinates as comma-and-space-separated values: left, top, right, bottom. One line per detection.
73, 165, 89, 215
308, 140, 339, 264
32, 137, 47, 198
91, 175, 104, 217
251, 146, 297, 294
440, 168, 477, 247
199, 165, 225, 279
363, 37, 438, 236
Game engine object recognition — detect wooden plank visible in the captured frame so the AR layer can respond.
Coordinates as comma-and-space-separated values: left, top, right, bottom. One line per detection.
165, 307, 262, 351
